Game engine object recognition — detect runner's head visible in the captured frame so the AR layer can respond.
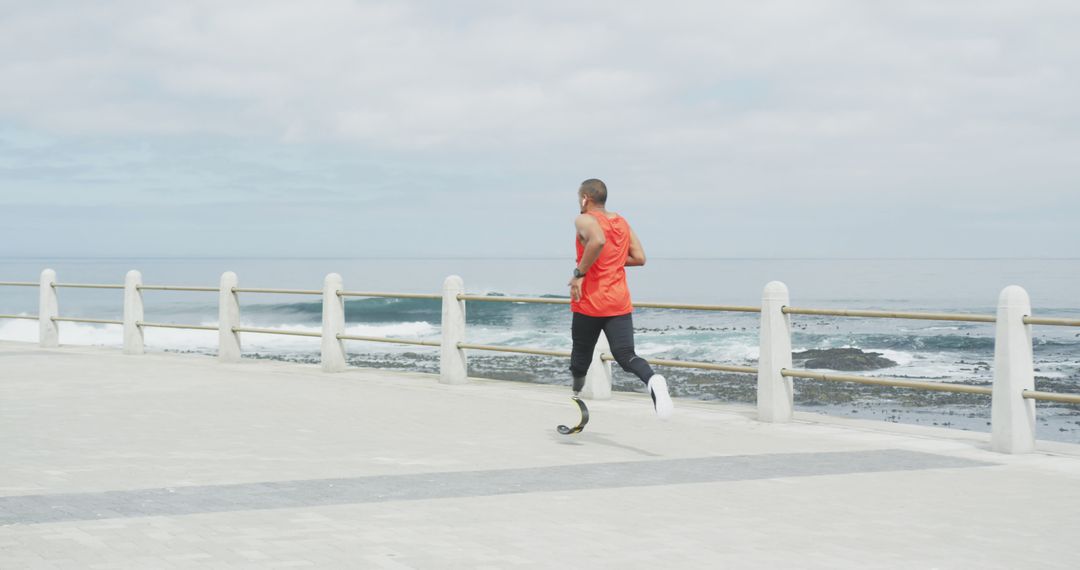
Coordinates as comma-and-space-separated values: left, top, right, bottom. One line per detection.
579, 179, 607, 213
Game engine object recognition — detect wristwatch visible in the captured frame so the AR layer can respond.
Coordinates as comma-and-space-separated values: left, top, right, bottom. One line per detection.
573, 267, 586, 279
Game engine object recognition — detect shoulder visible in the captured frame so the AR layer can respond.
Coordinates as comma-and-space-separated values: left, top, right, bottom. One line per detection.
575, 213, 601, 227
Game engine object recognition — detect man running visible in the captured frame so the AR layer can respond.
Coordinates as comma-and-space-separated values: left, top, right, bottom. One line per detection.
568, 179, 673, 419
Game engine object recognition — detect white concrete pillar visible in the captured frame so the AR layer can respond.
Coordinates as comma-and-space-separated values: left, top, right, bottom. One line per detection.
218, 271, 242, 362
440, 275, 468, 385
757, 281, 793, 422
38, 268, 59, 348
580, 331, 612, 400
321, 273, 348, 372
123, 270, 144, 355
991, 285, 1036, 454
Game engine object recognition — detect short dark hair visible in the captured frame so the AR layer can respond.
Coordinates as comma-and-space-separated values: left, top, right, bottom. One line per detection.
580, 179, 607, 205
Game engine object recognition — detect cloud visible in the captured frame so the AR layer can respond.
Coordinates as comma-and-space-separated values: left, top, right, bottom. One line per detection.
1, 0, 1079, 256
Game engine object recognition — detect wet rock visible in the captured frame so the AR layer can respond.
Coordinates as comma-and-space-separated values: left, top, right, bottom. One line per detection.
792, 348, 898, 371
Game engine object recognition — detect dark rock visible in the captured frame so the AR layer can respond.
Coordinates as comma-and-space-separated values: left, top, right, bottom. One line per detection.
792, 348, 898, 371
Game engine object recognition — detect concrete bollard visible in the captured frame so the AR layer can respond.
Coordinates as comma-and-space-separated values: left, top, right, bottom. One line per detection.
991, 285, 1036, 454
123, 270, 144, 355
321, 273, 347, 372
757, 281, 793, 422
440, 275, 468, 385
580, 331, 613, 400
38, 268, 59, 348
218, 271, 242, 362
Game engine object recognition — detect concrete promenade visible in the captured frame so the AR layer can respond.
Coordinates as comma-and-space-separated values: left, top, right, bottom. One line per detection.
2, 341, 1079, 568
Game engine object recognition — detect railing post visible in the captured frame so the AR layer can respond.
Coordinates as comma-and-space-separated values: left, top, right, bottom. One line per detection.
757, 281, 793, 422
581, 331, 612, 399
991, 285, 1036, 453
123, 270, 144, 355
321, 273, 347, 372
440, 275, 467, 384
218, 271, 241, 362
38, 268, 58, 348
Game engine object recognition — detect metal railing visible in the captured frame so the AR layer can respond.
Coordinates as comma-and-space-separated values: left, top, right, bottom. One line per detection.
457, 294, 761, 313
1022, 390, 1080, 404
133, 282, 218, 331
52, 283, 124, 290
782, 306, 996, 323
1024, 316, 1080, 327
343, 291, 442, 300
233, 326, 321, 338
0, 314, 37, 320
779, 369, 994, 395
782, 306, 1080, 328
342, 334, 441, 347
137, 285, 217, 292
1, 278, 126, 330
450, 294, 1058, 399
334, 289, 440, 347
52, 317, 123, 325
138, 321, 218, 332
3, 269, 1079, 451
0, 280, 39, 320
232, 287, 321, 295
458, 343, 571, 358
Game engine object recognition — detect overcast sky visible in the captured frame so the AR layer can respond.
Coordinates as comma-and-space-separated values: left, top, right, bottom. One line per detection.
1, 0, 1078, 258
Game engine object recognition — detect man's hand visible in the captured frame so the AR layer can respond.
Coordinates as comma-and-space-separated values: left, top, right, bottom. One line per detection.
568, 276, 583, 301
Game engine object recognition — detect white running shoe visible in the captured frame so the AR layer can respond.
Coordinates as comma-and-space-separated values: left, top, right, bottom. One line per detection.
647, 374, 673, 420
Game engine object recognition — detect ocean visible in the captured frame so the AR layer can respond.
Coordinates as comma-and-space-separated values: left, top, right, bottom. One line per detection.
2, 257, 1078, 442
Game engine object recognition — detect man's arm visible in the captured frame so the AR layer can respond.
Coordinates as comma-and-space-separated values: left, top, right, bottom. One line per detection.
574, 214, 606, 274
569, 214, 605, 301
625, 228, 646, 267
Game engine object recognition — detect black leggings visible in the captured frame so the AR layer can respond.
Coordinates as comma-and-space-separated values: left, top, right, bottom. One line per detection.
570, 312, 655, 384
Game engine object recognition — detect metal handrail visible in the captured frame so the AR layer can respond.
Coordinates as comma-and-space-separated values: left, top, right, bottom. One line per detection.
458, 295, 1080, 325
458, 295, 569, 305
137, 321, 217, 332
232, 287, 321, 295
782, 307, 996, 323
138, 285, 218, 292
600, 354, 758, 374
457, 294, 760, 313
635, 302, 760, 313
338, 334, 440, 347
781, 368, 993, 395
456, 343, 759, 375
458, 342, 572, 358
52, 283, 124, 290
1023, 390, 1080, 404
781, 306, 1078, 327
339, 291, 442, 300
0, 314, 38, 320
231, 326, 321, 338
1023, 316, 1080, 327
783, 369, 1080, 402
51, 316, 123, 325
0, 281, 37, 287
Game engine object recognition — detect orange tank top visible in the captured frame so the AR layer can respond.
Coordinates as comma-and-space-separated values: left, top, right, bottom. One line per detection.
571, 211, 633, 317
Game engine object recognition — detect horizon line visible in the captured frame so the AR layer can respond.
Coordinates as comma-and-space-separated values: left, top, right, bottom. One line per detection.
1, 256, 1079, 262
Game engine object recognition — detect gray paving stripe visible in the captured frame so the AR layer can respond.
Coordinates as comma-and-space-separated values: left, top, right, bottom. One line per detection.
0, 449, 989, 526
